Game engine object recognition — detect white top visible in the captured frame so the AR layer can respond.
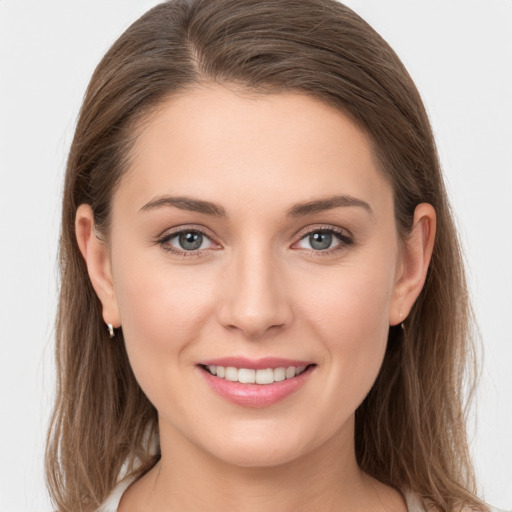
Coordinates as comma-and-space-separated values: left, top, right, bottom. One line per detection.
96, 474, 429, 512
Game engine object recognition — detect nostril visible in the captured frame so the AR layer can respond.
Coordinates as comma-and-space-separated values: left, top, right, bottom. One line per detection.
216, 276, 293, 338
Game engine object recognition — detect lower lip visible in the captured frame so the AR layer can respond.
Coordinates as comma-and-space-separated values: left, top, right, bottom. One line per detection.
198, 365, 315, 408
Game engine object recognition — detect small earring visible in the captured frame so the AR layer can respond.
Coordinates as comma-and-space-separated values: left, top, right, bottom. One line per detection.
399, 312, 405, 332
107, 323, 115, 338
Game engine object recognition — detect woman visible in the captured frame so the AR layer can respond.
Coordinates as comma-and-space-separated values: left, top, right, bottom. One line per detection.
45, 1, 501, 511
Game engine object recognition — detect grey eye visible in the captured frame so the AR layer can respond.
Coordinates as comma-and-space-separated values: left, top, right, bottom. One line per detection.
178, 231, 204, 250
308, 231, 334, 250
160, 229, 216, 255
295, 229, 349, 252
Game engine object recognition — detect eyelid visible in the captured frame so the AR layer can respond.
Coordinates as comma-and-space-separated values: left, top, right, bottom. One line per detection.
293, 224, 353, 241
156, 223, 214, 239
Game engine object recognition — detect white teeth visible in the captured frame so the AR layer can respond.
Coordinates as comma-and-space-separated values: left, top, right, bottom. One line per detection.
238, 368, 256, 383
205, 364, 309, 384
225, 367, 238, 381
274, 367, 286, 382
256, 368, 274, 384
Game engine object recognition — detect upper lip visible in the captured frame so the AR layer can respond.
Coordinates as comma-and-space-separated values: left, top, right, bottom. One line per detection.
198, 357, 315, 370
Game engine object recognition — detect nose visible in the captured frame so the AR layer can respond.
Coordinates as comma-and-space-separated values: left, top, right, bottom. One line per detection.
217, 245, 293, 340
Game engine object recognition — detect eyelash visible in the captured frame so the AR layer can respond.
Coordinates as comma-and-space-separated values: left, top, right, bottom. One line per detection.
156, 225, 354, 258
156, 226, 218, 258
294, 225, 354, 257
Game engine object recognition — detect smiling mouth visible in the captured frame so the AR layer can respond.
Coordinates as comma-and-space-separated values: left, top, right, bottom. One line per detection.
199, 364, 315, 385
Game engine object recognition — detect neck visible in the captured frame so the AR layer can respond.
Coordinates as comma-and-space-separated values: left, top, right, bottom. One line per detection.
128, 417, 405, 512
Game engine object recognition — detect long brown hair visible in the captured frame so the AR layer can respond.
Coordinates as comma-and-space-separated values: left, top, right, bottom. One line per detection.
46, 1, 485, 510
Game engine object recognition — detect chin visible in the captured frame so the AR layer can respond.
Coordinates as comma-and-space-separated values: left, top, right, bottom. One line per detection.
198, 424, 324, 469
213, 444, 304, 469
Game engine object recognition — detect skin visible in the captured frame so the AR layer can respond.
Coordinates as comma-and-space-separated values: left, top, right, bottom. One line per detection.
76, 84, 435, 511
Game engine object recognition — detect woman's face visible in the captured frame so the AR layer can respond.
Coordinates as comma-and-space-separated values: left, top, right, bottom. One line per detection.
84, 84, 426, 467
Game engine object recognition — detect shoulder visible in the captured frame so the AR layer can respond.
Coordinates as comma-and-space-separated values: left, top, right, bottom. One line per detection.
96, 475, 138, 512
403, 489, 428, 512
402, 490, 510, 512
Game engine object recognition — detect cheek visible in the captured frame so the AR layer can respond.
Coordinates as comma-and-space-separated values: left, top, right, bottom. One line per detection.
111, 251, 215, 385
300, 255, 394, 342
297, 260, 395, 410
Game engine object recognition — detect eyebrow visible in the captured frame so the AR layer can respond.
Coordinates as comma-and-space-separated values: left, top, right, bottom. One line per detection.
140, 196, 227, 216
140, 194, 373, 217
287, 195, 373, 217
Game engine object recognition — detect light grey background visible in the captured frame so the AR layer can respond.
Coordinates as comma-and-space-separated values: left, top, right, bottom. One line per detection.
0, 1, 510, 510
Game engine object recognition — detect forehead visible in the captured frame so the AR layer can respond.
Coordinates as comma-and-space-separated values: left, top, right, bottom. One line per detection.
119, 84, 392, 217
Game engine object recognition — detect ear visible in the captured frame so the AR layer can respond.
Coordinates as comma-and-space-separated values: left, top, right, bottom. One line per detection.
389, 203, 436, 326
75, 204, 121, 328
